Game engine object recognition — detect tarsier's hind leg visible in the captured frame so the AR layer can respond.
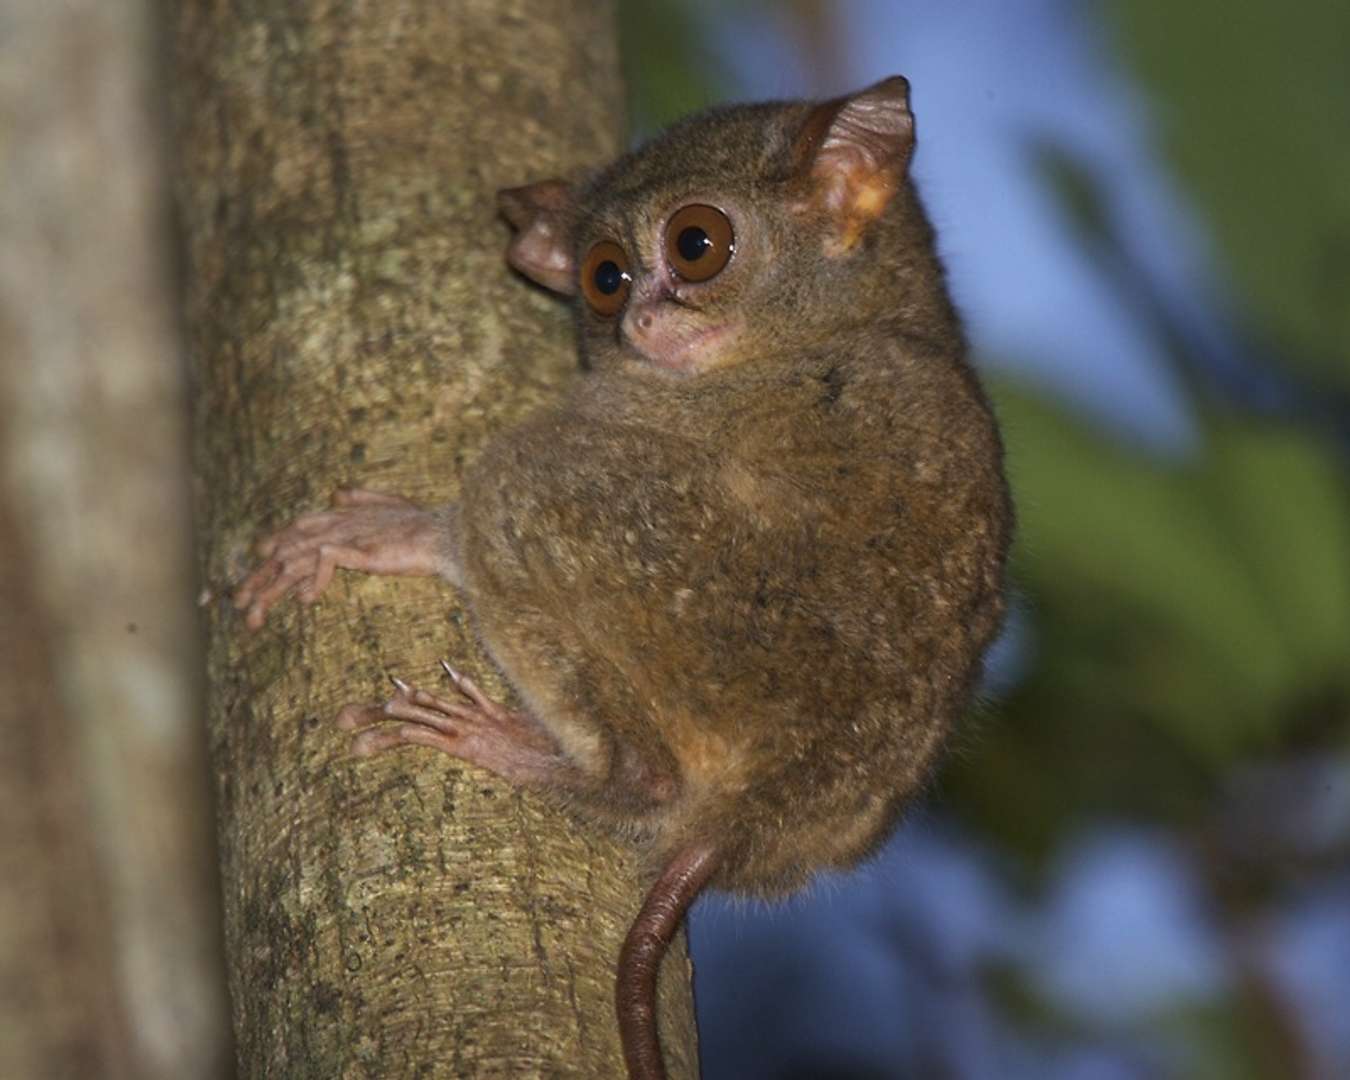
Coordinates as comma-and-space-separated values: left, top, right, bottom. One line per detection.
336, 662, 577, 790
336, 663, 684, 826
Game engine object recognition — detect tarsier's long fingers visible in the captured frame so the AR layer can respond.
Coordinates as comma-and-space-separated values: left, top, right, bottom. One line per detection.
243, 559, 321, 630
337, 689, 468, 759
237, 542, 367, 629
255, 510, 345, 558
267, 532, 334, 566
337, 682, 480, 735
381, 696, 475, 733
353, 723, 461, 758
408, 686, 469, 712
232, 559, 280, 611
441, 660, 496, 712
236, 513, 344, 607
334, 684, 468, 729
402, 684, 484, 720
302, 543, 375, 601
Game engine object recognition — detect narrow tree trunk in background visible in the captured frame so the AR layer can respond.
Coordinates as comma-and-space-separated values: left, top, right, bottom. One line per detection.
0, 3, 231, 1077
172, 3, 700, 1075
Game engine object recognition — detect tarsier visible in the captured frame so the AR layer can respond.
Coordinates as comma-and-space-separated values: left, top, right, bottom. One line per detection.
236, 76, 1011, 1079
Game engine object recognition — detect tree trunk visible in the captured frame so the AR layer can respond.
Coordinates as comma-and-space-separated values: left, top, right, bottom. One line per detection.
0, 3, 231, 1077
171, 3, 700, 1076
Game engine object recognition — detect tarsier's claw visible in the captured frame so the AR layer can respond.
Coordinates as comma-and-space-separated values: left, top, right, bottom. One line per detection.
439, 663, 494, 712
390, 675, 412, 693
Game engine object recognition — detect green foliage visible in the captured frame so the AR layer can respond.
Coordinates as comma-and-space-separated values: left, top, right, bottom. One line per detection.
1159, 1000, 1276, 1080
1109, 0, 1350, 389
618, 1, 727, 134
983, 964, 1271, 1080
952, 384, 1350, 855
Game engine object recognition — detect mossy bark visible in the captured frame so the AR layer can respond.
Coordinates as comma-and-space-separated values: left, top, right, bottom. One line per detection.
172, 2, 699, 1076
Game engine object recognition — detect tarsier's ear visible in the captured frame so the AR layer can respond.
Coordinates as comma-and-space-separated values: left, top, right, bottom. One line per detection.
793, 76, 915, 253
497, 180, 577, 295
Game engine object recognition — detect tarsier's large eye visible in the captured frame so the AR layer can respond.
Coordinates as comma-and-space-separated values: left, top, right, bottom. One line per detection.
665, 204, 735, 282
580, 241, 632, 317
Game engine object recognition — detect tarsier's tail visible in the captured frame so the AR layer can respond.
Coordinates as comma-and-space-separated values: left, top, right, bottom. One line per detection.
617, 841, 721, 1080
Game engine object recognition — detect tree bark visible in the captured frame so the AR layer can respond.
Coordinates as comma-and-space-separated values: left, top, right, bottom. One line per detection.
171, 3, 700, 1076
0, 3, 231, 1077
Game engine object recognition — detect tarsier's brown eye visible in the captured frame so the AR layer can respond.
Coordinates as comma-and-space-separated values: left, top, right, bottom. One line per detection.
580, 241, 632, 317
665, 204, 735, 283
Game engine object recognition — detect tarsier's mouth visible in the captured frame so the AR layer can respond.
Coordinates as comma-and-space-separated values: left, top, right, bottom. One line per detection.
626, 320, 739, 374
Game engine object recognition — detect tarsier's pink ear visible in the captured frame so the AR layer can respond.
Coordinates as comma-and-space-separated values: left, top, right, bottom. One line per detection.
497, 180, 577, 295
793, 76, 915, 253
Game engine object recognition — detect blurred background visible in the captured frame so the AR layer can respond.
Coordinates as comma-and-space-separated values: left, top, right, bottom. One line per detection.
615, 2, 1350, 1077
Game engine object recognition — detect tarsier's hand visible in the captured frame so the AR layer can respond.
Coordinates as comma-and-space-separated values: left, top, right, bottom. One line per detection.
233, 488, 453, 630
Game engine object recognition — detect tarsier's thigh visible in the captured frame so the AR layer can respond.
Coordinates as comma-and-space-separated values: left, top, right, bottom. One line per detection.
472, 601, 681, 819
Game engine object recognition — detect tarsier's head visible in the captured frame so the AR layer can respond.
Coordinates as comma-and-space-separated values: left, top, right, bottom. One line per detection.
499, 76, 945, 376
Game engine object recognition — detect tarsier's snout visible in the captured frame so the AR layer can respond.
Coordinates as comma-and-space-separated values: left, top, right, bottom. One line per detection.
620, 294, 741, 374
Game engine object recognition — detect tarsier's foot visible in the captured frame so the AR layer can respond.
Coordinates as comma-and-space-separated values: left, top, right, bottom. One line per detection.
335, 662, 566, 788
233, 488, 448, 630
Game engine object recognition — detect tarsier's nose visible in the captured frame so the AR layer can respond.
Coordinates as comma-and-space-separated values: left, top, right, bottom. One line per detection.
622, 300, 661, 344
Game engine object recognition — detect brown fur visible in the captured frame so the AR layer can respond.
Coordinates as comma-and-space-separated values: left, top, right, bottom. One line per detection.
460, 81, 1012, 894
